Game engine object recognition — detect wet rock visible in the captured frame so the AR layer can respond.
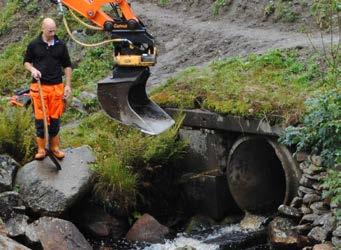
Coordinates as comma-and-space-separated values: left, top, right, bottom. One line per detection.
72, 203, 129, 239
298, 235, 312, 248
0, 219, 7, 236
309, 155, 322, 167
298, 189, 305, 198
333, 226, 341, 237
278, 204, 302, 218
304, 173, 325, 181
0, 234, 31, 249
15, 146, 95, 216
301, 204, 312, 214
175, 246, 196, 250
240, 213, 268, 230
0, 155, 19, 192
185, 214, 215, 234
331, 236, 341, 248
313, 213, 335, 232
303, 193, 321, 204
292, 223, 312, 234
308, 226, 328, 243
301, 163, 321, 176
301, 214, 319, 224
310, 202, 329, 215
312, 183, 323, 192
299, 161, 309, 170
299, 186, 319, 195
126, 213, 169, 244
220, 215, 243, 226
0, 191, 24, 221
300, 176, 317, 189
312, 242, 333, 250
25, 216, 91, 249
301, 162, 322, 175
269, 217, 299, 247
5, 214, 29, 237
295, 152, 308, 162
290, 197, 303, 208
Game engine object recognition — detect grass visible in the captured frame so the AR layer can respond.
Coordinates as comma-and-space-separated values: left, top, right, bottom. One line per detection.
0, 3, 58, 95
0, 105, 35, 164
60, 112, 188, 212
151, 49, 334, 125
0, 0, 22, 36
1, 0, 339, 214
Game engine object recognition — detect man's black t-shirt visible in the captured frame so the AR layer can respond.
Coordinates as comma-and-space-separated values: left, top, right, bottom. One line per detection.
24, 34, 71, 84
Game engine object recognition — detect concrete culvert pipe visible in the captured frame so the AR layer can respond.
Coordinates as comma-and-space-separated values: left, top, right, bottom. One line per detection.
226, 136, 301, 214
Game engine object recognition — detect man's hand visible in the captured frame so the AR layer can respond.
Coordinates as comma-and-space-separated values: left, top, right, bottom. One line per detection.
64, 85, 71, 99
31, 68, 42, 80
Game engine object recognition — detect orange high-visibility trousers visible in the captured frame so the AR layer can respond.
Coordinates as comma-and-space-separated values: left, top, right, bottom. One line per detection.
30, 83, 65, 137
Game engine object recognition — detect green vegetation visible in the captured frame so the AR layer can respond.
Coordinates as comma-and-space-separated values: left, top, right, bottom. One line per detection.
322, 169, 341, 218
0, 2, 58, 94
213, 0, 231, 15
0, 2, 187, 212
311, 0, 341, 29
274, 1, 299, 23
1, 0, 339, 214
0, 106, 35, 164
158, 0, 169, 6
0, 0, 22, 36
281, 91, 340, 167
151, 49, 326, 125
72, 45, 112, 90
280, 90, 341, 207
61, 112, 188, 212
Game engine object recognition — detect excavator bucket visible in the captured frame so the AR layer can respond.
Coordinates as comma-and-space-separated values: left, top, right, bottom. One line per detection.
97, 67, 175, 135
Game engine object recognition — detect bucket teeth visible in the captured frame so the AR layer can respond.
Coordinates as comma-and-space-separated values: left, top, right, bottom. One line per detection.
97, 67, 174, 135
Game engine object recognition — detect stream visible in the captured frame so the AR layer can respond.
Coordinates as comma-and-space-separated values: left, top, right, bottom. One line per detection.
92, 223, 271, 250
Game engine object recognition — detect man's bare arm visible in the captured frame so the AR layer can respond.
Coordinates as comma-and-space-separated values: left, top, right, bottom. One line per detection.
64, 67, 72, 99
24, 62, 41, 80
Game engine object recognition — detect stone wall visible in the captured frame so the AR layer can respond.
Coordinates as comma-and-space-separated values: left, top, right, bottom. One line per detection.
271, 154, 340, 250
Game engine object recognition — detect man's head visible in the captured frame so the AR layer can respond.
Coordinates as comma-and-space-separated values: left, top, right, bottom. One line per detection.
42, 18, 57, 42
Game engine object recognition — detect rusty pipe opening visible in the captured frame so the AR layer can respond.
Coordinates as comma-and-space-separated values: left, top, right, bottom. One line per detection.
226, 136, 300, 214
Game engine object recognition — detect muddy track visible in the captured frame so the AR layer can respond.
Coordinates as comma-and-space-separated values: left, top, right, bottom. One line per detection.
131, 1, 331, 86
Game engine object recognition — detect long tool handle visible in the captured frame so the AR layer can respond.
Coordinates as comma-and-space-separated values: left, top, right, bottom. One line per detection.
37, 79, 62, 170
37, 79, 49, 149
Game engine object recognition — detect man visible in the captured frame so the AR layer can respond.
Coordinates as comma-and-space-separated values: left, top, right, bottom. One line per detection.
24, 17, 72, 160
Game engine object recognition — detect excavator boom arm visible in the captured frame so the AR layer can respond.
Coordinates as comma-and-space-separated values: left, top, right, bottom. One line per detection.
61, 0, 138, 28
55, 0, 175, 134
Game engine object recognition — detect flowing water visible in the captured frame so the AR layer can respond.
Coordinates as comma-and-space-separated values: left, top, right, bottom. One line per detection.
143, 224, 269, 250
92, 223, 270, 250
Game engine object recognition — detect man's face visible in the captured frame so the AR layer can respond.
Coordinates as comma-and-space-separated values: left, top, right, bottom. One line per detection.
42, 23, 56, 41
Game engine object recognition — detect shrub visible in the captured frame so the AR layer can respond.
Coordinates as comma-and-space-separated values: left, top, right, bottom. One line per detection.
280, 91, 341, 167
280, 90, 341, 206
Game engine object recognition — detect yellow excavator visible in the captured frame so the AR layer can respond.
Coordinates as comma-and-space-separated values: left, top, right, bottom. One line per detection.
52, 0, 174, 135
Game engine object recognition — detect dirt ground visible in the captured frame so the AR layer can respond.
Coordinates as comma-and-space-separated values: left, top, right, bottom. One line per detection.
130, 0, 327, 86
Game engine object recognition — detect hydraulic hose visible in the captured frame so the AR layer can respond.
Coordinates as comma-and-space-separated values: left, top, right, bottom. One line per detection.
62, 14, 133, 47
55, 0, 134, 48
